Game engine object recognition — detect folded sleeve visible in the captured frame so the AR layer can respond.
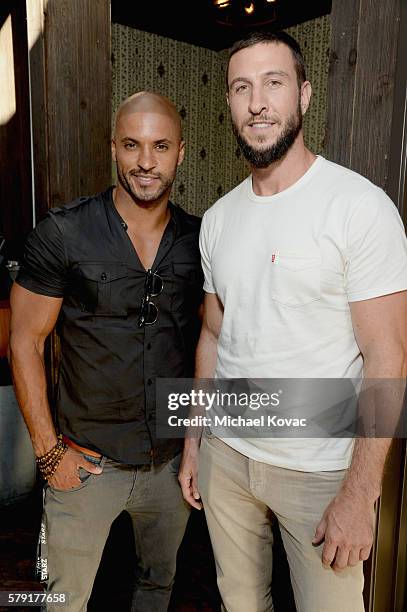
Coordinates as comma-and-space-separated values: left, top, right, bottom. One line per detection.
345, 188, 407, 302
16, 214, 67, 297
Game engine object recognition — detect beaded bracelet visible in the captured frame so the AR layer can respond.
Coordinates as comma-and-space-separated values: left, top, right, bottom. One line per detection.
36, 434, 68, 480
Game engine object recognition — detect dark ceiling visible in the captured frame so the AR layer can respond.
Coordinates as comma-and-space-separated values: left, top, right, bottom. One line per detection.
111, 0, 332, 51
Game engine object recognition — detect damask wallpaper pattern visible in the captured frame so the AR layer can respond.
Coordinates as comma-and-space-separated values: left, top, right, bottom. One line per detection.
112, 16, 331, 217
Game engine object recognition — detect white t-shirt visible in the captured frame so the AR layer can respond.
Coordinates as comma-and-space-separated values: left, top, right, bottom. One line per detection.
200, 155, 407, 471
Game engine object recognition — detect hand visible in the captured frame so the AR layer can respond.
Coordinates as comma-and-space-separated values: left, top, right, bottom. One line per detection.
48, 447, 103, 490
178, 440, 202, 510
312, 491, 375, 571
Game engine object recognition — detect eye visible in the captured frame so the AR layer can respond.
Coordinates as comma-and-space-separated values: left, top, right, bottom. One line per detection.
124, 142, 136, 150
234, 83, 248, 94
155, 143, 169, 151
267, 80, 281, 88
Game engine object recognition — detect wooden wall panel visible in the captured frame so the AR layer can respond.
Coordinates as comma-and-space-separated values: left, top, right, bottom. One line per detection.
26, 0, 49, 222
34, 0, 111, 210
324, 0, 360, 167
351, 0, 401, 189
326, 0, 401, 193
0, 1, 33, 259
387, 0, 407, 219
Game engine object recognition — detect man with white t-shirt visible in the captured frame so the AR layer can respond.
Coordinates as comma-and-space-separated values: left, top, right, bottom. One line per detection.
178, 30, 407, 612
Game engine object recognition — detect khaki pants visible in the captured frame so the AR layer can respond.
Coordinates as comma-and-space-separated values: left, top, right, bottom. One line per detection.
199, 435, 365, 612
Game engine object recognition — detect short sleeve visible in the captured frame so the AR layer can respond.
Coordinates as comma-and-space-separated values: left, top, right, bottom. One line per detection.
199, 212, 216, 294
16, 214, 67, 297
345, 189, 407, 302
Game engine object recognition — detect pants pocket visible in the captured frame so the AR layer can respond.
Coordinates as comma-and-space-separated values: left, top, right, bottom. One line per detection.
48, 455, 106, 492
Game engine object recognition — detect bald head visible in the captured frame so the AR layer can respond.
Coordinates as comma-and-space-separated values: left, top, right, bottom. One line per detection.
114, 91, 182, 140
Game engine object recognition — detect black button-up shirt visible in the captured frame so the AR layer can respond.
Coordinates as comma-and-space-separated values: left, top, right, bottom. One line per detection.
17, 187, 203, 464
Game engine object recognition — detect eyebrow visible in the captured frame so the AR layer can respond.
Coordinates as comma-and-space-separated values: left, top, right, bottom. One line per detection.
120, 137, 173, 144
229, 70, 289, 89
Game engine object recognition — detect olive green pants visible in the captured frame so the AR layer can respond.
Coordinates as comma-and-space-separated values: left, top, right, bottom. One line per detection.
38, 453, 190, 612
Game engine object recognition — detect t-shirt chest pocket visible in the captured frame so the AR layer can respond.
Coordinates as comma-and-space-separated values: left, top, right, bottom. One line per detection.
269, 251, 321, 307
72, 262, 128, 316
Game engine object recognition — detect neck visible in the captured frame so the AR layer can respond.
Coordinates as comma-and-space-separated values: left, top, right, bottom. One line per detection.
112, 185, 170, 230
250, 134, 316, 197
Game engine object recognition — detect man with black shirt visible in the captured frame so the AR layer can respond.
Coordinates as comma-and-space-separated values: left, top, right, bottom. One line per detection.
10, 91, 202, 611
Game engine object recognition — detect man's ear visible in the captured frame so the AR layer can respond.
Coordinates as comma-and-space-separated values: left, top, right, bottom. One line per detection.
111, 139, 117, 162
177, 140, 185, 166
300, 81, 312, 116
226, 91, 230, 107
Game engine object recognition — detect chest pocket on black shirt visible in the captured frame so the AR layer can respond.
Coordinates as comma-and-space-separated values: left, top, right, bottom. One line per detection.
171, 261, 203, 313
72, 262, 128, 316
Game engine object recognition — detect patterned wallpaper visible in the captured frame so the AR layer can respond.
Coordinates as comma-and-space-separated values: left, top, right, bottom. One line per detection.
286, 19, 330, 155
112, 16, 331, 217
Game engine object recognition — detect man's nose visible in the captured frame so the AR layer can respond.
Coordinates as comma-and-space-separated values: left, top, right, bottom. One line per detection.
137, 147, 156, 172
248, 87, 268, 116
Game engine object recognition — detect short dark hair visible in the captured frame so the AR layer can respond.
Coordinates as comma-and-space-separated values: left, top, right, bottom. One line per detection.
226, 30, 306, 90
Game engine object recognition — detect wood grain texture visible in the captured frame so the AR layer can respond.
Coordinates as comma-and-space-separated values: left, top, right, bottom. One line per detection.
44, 0, 111, 207
0, 1, 34, 259
386, 0, 407, 215
324, 0, 360, 167
351, 0, 401, 190
326, 0, 401, 192
26, 0, 50, 223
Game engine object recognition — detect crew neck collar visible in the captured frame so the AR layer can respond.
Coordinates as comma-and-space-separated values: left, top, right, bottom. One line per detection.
247, 155, 324, 205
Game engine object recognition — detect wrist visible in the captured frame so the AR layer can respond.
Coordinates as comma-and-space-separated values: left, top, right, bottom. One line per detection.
33, 435, 59, 457
339, 480, 381, 505
36, 435, 68, 480
184, 436, 201, 451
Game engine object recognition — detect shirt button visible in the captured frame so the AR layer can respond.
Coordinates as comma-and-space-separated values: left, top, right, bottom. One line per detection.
147, 379, 153, 386
101, 272, 107, 281
147, 343, 152, 350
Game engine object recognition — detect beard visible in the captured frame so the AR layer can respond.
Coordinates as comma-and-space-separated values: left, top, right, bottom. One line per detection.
116, 165, 175, 204
232, 102, 303, 169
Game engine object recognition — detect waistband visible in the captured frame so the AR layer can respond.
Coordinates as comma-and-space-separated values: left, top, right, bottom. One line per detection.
62, 435, 102, 458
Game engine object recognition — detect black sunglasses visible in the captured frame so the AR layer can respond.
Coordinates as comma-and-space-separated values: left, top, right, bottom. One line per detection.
138, 269, 164, 327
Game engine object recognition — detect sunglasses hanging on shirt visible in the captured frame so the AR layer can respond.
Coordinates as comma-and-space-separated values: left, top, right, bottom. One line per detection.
137, 269, 164, 327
